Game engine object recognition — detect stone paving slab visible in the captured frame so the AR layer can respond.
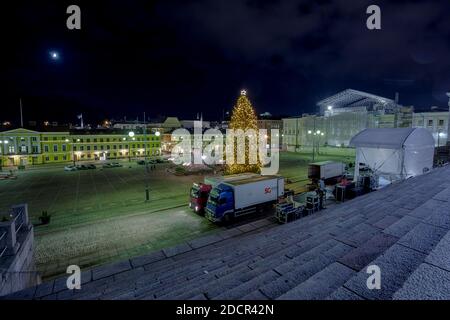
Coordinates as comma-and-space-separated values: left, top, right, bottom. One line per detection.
424, 231, 450, 272
278, 263, 355, 300
383, 216, 422, 238
339, 233, 398, 271
130, 250, 166, 268
188, 234, 224, 249
393, 263, 450, 300
92, 260, 132, 281
343, 244, 426, 300
162, 243, 193, 258
397, 223, 447, 255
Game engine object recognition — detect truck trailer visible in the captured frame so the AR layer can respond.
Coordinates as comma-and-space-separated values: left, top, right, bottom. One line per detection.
189, 173, 259, 213
205, 175, 285, 223
308, 161, 345, 182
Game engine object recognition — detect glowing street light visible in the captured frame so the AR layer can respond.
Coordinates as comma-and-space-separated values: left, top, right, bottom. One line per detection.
128, 131, 135, 138
327, 105, 333, 111
155, 131, 161, 137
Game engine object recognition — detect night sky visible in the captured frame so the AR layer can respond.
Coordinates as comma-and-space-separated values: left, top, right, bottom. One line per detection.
2, 0, 450, 125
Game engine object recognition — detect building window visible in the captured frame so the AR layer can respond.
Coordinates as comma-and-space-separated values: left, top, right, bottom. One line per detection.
44, 137, 48, 141
31, 137, 37, 142
113, 145, 117, 149
45, 156, 50, 161
428, 119, 433, 127
73, 146, 77, 151
80, 146, 84, 151
62, 144, 67, 152
32, 146, 38, 153
53, 137, 57, 141
54, 156, 59, 161
20, 145, 27, 153
53, 145, 58, 152
44, 145, 49, 152
417, 119, 424, 127
439, 119, 445, 127
87, 146, 91, 151
9, 146, 15, 153
93, 145, 97, 150
63, 155, 67, 161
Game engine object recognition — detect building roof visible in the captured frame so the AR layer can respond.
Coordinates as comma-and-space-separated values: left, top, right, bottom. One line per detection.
349, 128, 435, 149
317, 89, 396, 110
5, 166, 450, 300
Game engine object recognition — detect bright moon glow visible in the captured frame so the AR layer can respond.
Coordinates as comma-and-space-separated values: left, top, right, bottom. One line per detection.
50, 51, 59, 60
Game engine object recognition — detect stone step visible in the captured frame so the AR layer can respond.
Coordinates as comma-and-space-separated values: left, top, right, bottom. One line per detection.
278, 262, 356, 299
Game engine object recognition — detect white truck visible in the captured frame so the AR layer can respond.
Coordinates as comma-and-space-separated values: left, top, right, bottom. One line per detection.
205, 175, 285, 223
308, 161, 345, 181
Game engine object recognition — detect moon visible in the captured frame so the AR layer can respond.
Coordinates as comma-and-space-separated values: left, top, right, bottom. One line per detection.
49, 51, 59, 60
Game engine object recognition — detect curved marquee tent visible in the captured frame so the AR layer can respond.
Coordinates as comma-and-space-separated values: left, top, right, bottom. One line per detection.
349, 128, 435, 185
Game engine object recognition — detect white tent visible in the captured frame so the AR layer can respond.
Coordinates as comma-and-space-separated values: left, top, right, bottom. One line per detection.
349, 128, 435, 186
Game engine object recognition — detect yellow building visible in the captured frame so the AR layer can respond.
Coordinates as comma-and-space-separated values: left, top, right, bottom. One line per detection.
0, 128, 161, 167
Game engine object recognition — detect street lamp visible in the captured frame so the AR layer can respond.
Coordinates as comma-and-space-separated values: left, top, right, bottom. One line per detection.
437, 129, 444, 148
307, 130, 315, 161
128, 131, 134, 162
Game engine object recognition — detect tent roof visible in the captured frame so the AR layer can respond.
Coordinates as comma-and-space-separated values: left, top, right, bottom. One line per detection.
349, 128, 433, 149
316, 89, 396, 109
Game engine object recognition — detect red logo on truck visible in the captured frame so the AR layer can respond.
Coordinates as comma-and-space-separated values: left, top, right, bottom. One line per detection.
265, 187, 272, 194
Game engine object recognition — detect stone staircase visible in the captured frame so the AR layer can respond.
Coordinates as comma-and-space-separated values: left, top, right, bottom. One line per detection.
4, 166, 450, 300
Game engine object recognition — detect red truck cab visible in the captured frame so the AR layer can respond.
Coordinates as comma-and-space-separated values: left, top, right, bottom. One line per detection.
189, 183, 212, 213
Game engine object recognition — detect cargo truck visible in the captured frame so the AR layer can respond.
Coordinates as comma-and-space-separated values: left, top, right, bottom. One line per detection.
205, 175, 285, 223
189, 173, 259, 213
308, 161, 345, 183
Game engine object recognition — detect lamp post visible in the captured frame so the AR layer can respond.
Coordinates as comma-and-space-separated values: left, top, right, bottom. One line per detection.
128, 131, 135, 162
307, 130, 315, 162
437, 129, 443, 148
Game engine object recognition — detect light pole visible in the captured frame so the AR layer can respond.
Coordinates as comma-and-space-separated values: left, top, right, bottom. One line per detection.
128, 131, 135, 162
307, 130, 315, 162
437, 129, 444, 148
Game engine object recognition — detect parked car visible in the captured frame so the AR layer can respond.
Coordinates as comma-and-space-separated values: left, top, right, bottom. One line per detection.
64, 165, 77, 171
76, 165, 89, 170
87, 164, 96, 169
111, 162, 123, 167
103, 162, 123, 168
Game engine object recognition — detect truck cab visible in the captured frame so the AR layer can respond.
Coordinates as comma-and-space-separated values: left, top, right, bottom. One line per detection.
205, 184, 234, 222
189, 183, 212, 213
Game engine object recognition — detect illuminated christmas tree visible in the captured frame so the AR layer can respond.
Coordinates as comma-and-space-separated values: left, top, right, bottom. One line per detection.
226, 90, 261, 174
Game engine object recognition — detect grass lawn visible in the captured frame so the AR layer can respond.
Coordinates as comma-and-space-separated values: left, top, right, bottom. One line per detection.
0, 147, 355, 279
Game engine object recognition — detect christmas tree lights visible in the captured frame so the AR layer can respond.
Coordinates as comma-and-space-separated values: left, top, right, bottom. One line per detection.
226, 90, 261, 175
